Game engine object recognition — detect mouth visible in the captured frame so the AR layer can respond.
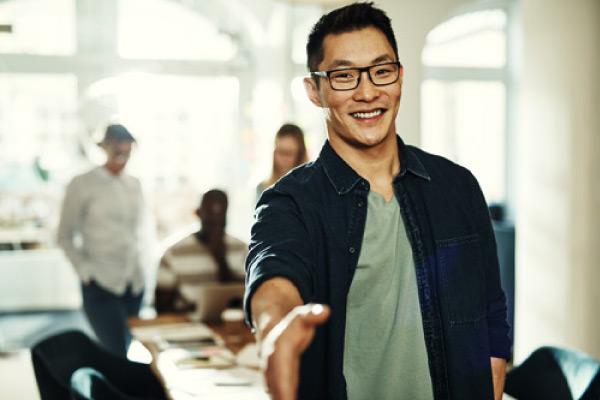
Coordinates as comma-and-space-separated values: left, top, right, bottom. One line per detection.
351, 108, 385, 119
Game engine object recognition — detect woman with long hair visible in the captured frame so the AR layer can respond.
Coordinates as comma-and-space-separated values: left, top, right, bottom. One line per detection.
257, 123, 308, 197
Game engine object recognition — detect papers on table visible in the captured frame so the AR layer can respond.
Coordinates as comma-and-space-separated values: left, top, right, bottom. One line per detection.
133, 322, 268, 399
131, 322, 215, 344
166, 346, 236, 370
166, 367, 267, 399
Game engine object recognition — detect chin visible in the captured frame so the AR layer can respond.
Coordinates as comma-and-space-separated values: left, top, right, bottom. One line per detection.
356, 129, 393, 145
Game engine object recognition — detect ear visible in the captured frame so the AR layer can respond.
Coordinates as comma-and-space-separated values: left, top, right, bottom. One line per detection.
303, 77, 324, 108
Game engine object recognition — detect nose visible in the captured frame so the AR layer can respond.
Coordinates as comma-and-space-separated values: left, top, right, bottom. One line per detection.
353, 70, 379, 101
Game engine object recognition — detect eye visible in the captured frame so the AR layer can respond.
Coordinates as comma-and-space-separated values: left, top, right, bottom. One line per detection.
330, 70, 358, 81
373, 66, 393, 77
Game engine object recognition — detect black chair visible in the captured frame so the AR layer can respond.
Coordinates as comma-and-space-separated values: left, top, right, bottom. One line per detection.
70, 367, 144, 400
31, 329, 167, 400
505, 346, 600, 400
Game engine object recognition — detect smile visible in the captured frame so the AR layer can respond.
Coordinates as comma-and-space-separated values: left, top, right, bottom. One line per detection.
351, 109, 383, 119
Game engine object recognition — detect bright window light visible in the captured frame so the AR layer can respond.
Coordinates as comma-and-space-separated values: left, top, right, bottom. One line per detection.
421, 8, 509, 204
80, 73, 241, 238
422, 9, 506, 68
0, 0, 76, 55
421, 80, 506, 203
118, 0, 237, 60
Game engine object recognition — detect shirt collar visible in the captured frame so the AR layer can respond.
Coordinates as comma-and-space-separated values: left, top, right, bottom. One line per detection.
397, 136, 431, 181
320, 135, 430, 195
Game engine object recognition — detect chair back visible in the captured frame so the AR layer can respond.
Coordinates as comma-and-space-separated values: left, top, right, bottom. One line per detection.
70, 367, 143, 400
31, 329, 167, 400
505, 346, 600, 400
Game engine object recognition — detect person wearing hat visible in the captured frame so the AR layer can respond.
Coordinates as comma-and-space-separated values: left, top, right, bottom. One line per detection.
154, 189, 247, 314
57, 124, 151, 358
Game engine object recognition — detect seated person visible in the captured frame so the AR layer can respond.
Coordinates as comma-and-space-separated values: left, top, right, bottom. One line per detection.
154, 189, 247, 314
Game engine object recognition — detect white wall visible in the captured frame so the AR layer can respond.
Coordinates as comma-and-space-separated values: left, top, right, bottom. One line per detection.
515, 0, 600, 362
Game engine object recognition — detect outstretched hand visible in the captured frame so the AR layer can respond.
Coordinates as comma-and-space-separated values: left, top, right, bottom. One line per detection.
259, 303, 330, 400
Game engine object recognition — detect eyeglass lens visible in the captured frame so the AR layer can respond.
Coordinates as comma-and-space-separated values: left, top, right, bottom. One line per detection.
329, 63, 400, 90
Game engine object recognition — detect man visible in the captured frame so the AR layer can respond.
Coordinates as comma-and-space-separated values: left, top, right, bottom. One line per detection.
244, 3, 511, 400
154, 189, 247, 313
58, 124, 149, 357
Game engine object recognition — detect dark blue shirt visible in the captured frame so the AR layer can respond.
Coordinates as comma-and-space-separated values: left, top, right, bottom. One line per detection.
245, 136, 512, 400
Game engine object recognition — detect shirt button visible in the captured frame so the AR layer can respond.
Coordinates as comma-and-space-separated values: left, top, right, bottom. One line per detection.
349, 247, 356, 254
357, 201, 364, 207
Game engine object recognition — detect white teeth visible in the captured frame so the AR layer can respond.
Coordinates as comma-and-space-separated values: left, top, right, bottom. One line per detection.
352, 110, 382, 119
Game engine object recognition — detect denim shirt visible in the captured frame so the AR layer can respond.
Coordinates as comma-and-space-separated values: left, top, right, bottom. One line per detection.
244, 136, 512, 400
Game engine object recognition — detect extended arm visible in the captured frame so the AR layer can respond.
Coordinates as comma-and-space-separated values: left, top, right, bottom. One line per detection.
251, 277, 330, 400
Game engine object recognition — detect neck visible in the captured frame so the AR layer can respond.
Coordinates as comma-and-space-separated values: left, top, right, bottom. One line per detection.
103, 163, 121, 176
330, 136, 400, 202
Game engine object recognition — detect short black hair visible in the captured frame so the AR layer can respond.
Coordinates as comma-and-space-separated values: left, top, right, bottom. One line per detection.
306, 2, 399, 72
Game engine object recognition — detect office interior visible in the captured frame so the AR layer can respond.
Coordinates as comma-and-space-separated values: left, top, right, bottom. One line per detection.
0, 0, 598, 395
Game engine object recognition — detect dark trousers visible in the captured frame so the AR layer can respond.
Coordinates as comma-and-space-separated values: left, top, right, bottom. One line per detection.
81, 280, 143, 358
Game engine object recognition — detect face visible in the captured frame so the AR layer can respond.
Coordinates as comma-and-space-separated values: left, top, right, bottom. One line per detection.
104, 141, 132, 175
274, 135, 301, 175
198, 200, 226, 236
304, 27, 403, 152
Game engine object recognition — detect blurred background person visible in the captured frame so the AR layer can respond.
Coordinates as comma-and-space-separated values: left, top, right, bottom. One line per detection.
154, 189, 247, 314
256, 123, 308, 198
57, 124, 151, 358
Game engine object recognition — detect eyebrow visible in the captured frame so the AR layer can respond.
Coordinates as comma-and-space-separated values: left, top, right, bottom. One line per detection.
326, 54, 395, 70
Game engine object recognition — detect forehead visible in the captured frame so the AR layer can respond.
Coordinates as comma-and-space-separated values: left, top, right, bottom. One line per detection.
276, 135, 300, 149
201, 198, 226, 213
319, 27, 395, 69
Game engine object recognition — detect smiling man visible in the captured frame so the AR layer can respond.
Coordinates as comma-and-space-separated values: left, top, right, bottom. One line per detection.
244, 3, 511, 400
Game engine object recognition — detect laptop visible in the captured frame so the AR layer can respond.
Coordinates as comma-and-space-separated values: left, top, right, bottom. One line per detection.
186, 282, 246, 323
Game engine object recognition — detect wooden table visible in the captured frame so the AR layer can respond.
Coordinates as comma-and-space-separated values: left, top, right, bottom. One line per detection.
129, 314, 268, 400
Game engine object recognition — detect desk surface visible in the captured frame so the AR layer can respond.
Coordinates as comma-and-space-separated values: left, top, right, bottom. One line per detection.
129, 314, 268, 400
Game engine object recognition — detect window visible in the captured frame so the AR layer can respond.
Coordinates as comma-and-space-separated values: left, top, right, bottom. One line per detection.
421, 5, 514, 208
118, 0, 237, 60
81, 73, 240, 238
0, 0, 328, 248
0, 74, 78, 248
0, 0, 76, 55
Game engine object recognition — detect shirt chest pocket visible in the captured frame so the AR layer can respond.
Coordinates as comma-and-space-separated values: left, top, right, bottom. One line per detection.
436, 233, 486, 325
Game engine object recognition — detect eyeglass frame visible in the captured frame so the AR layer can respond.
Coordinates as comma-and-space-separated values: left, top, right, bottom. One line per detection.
310, 61, 403, 91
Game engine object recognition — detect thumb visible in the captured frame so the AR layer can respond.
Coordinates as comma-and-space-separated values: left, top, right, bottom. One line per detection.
300, 303, 330, 326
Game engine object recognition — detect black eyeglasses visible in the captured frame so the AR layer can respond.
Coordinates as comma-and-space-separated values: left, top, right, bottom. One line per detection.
311, 61, 402, 91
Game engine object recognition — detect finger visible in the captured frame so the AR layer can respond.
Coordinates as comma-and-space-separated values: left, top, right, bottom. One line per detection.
263, 304, 330, 400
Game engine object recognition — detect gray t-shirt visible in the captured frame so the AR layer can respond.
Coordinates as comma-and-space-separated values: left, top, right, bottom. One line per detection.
344, 191, 434, 399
